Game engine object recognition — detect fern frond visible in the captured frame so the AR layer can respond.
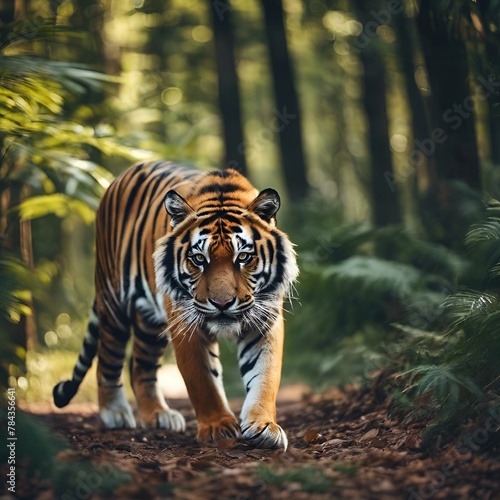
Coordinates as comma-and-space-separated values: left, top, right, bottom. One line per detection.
442, 291, 497, 332
376, 226, 466, 278
322, 256, 422, 299
465, 218, 500, 248
403, 364, 483, 411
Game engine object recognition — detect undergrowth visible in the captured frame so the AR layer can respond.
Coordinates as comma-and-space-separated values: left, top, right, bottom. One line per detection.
284, 193, 500, 444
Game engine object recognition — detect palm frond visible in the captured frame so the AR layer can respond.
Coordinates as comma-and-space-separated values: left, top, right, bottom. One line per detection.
12, 193, 96, 224
0, 21, 87, 50
0, 257, 32, 322
0, 55, 119, 93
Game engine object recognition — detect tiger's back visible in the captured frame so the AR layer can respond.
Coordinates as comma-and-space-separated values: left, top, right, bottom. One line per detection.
54, 161, 298, 450
94, 162, 202, 329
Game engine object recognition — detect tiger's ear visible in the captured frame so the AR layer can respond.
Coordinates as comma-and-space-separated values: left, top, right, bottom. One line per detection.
164, 190, 195, 227
248, 188, 281, 224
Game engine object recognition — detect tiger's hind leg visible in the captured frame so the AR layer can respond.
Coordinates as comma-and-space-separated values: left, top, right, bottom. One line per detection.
96, 308, 136, 429
131, 315, 185, 432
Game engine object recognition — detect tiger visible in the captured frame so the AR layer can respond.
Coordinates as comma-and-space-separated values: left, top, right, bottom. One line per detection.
53, 161, 298, 450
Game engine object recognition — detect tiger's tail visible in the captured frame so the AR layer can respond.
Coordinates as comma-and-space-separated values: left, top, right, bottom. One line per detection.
53, 301, 99, 408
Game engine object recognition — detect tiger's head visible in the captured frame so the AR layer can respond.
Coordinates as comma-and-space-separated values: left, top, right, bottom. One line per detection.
154, 170, 299, 338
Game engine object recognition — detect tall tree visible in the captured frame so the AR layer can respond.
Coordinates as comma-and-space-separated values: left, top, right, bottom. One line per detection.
469, 2, 500, 166
260, 0, 308, 200
0, 0, 14, 25
210, 0, 247, 174
417, 0, 481, 191
394, 9, 436, 194
70, 0, 107, 68
413, 0, 484, 245
353, 0, 401, 227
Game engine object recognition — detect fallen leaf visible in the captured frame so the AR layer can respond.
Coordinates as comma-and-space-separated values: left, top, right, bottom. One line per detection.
226, 449, 246, 459
192, 459, 217, 471
359, 428, 380, 442
303, 429, 327, 445
325, 437, 349, 446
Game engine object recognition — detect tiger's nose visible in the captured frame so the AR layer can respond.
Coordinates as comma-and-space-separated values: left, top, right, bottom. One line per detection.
209, 298, 236, 311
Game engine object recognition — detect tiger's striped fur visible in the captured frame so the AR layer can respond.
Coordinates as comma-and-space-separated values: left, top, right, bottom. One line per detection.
53, 161, 298, 449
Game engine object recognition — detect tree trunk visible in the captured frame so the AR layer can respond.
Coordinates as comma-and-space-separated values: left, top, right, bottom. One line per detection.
210, 0, 247, 174
481, 34, 500, 166
416, 0, 481, 191
260, 0, 308, 200
414, 0, 483, 245
394, 10, 437, 194
19, 186, 37, 352
70, 0, 107, 68
2, 181, 37, 352
353, 0, 401, 227
0, 0, 15, 24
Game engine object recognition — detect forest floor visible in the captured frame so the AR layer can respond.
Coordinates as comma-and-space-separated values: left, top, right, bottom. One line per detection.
9, 382, 500, 500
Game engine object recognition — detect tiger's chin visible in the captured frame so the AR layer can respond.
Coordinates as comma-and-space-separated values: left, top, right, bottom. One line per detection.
204, 316, 243, 338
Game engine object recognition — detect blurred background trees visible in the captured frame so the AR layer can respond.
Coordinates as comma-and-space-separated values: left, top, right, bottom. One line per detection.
2, 0, 500, 438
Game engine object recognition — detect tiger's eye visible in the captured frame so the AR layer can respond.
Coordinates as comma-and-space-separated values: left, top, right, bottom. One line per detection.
191, 253, 206, 266
237, 252, 252, 264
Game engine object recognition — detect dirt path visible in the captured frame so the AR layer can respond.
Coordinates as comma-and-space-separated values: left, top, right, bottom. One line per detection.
9, 385, 500, 499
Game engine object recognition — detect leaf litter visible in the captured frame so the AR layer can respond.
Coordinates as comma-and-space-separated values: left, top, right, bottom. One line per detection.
9, 383, 500, 499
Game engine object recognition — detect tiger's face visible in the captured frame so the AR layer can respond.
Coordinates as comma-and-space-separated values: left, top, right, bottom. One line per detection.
154, 186, 298, 338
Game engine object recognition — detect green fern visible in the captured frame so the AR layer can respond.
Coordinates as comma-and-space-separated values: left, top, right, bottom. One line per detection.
465, 217, 500, 247
389, 212, 500, 435
404, 365, 482, 403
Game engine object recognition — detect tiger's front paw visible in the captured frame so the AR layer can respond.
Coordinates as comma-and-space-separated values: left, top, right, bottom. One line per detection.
241, 421, 288, 450
197, 415, 241, 444
140, 408, 186, 432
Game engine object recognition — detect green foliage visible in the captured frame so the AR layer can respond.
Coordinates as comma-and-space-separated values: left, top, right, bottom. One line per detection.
0, 409, 66, 476
0, 22, 132, 387
0, 256, 32, 387
0, 51, 118, 213
465, 218, 500, 247
333, 462, 358, 477
257, 465, 331, 493
0, 407, 131, 494
285, 198, 464, 387
53, 461, 132, 497
387, 212, 500, 438
284, 193, 500, 444
0, 256, 32, 322
402, 365, 483, 417
14, 193, 96, 224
